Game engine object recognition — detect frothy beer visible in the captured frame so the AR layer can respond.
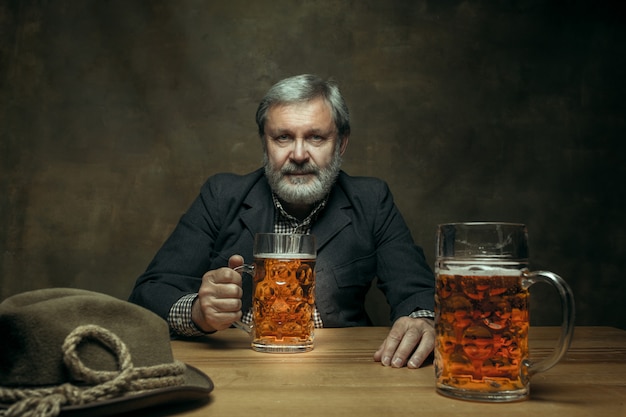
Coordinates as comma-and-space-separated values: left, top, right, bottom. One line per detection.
434, 268, 530, 393
252, 253, 315, 351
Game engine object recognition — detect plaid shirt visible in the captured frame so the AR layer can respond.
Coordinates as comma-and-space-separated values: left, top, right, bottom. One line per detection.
168, 193, 433, 337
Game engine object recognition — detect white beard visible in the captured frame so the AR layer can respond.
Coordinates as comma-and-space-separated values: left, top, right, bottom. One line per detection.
264, 149, 342, 205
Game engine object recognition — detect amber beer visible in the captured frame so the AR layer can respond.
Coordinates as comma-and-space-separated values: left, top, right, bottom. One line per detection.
435, 222, 575, 402
251, 253, 315, 352
435, 270, 530, 395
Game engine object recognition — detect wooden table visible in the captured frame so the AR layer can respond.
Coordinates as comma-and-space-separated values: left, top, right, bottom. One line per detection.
170, 326, 626, 416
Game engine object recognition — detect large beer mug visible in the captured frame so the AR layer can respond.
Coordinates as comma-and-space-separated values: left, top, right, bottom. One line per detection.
235, 233, 316, 353
434, 222, 575, 402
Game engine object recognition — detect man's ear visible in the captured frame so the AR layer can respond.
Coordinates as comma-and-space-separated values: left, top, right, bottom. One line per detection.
339, 135, 349, 156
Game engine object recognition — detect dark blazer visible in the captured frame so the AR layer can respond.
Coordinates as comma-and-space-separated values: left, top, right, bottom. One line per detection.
129, 168, 434, 328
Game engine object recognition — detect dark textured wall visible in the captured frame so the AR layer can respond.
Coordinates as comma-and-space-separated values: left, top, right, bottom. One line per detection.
1, 1, 624, 329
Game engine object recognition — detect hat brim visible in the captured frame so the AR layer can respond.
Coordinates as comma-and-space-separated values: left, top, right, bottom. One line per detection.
0, 365, 213, 417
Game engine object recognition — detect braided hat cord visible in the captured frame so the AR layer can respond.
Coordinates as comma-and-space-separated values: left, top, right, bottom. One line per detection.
0, 324, 186, 417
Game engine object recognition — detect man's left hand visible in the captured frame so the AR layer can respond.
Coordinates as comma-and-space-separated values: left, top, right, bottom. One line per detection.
373, 316, 435, 369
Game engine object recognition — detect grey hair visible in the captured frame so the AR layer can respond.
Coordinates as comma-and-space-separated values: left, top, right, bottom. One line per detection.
255, 74, 351, 140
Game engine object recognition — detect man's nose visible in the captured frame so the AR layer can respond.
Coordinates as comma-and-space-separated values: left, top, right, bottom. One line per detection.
290, 138, 310, 162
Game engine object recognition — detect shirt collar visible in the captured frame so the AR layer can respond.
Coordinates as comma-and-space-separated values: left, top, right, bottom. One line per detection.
272, 193, 328, 233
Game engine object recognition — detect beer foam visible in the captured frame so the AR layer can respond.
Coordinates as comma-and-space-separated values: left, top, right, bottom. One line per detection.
438, 265, 522, 277
255, 253, 316, 260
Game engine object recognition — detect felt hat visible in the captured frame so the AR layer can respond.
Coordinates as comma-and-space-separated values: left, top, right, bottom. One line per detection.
0, 288, 213, 417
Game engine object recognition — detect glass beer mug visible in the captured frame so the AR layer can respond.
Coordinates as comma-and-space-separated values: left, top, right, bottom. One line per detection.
434, 222, 575, 402
234, 233, 316, 353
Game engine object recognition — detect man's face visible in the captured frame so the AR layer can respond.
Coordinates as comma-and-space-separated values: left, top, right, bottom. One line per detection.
263, 97, 348, 205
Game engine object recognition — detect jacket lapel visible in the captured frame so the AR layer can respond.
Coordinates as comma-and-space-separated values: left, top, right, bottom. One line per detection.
311, 183, 352, 251
240, 174, 275, 237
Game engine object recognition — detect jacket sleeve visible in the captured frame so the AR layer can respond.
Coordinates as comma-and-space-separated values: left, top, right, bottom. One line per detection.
366, 179, 435, 321
127, 178, 225, 320
128, 169, 269, 321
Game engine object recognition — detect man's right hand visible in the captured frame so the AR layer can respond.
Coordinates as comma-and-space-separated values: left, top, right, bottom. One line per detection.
191, 254, 245, 332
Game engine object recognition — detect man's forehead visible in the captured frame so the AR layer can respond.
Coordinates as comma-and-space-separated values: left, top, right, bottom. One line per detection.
266, 99, 335, 130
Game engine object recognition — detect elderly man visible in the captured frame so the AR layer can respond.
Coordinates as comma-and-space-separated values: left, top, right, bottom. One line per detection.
129, 74, 435, 368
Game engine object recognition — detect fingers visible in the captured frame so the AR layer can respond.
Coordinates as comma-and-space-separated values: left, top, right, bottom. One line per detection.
407, 323, 435, 368
193, 295, 243, 332
228, 254, 245, 269
192, 264, 245, 332
373, 317, 435, 369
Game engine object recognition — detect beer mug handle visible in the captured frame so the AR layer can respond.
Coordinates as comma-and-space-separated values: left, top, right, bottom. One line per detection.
522, 270, 576, 375
232, 264, 255, 334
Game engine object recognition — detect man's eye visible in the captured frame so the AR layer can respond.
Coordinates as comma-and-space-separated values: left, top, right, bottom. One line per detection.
275, 135, 291, 142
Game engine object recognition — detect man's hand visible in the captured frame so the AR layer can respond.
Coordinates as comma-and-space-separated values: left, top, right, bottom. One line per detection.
373, 316, 435, 369
191, 255, 245, 332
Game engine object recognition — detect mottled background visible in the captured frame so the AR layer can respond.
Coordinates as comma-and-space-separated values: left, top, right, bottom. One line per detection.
1, 0, 624, 328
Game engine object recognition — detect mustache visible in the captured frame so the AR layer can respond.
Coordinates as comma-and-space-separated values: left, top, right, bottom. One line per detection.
280, 163, 320, 175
